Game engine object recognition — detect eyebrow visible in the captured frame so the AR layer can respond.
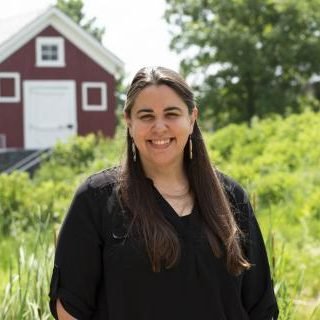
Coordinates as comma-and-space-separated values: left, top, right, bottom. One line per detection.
136, 106, 183, 114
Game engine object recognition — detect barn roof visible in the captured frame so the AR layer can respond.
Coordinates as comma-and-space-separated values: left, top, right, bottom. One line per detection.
0, 6, 124, 76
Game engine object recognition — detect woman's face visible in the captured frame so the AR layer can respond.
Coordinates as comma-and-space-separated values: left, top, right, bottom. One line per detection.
125, 84, 197, 173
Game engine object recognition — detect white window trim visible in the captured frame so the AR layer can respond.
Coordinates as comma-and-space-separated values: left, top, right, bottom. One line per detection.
0, 72, 21, 103
0, 134, 6, 149
36, 37, 65, 67
82, 82, 107, 111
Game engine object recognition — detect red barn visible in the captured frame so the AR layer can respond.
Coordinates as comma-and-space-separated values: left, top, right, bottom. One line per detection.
0, 7, 124, 149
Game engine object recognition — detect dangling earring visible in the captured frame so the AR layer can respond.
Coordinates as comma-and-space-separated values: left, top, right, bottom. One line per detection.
132, 140, 137, 162
189, 135, 193, 160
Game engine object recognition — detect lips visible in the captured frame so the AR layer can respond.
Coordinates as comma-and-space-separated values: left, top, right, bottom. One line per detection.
151, 139, 171, 145
148, 138, 173, 148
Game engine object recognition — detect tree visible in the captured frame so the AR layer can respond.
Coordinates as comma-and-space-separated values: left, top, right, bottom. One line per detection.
56, 0, 105, 42
165, 0, 320, 128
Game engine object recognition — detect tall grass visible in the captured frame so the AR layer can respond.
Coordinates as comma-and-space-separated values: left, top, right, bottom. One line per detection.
0, 217, 54, 319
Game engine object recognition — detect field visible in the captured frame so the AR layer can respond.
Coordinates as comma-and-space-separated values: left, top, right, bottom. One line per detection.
0, 111, 319, 319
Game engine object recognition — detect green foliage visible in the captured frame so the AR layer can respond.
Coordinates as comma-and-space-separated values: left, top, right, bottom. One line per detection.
264, 232, 304, 320
35, 133, 123, 183
115, 72, 128, 117
0, 224, 54, 319
0, 172, 31, 235
165, 0, 320, 128
56, 0, 105, 42
39, 133, 97, 171
0, 133, 124, 236
0, 172, 73, 236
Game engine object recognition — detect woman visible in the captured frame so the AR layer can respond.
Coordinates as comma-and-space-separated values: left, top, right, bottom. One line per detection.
49, 66, 279, 319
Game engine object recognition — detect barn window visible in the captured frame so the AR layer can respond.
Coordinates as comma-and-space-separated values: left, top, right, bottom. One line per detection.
0, 72, 21, 103
82, 82, 107, 111
0, 134, 6, 148
36, 37, 65, 67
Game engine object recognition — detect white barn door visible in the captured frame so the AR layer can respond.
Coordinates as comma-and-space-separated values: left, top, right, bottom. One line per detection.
23, 80, 77, 149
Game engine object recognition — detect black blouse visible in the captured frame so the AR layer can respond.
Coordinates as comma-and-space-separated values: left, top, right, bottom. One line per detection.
49, 168, 279, 319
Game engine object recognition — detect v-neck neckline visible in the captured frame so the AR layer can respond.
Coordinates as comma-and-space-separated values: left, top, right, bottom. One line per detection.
151, 182, 195, 220
145, 178, 204, 242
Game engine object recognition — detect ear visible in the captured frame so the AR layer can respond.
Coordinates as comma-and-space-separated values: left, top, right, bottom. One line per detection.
124, 111, 132, 135
190, 106, 198, 133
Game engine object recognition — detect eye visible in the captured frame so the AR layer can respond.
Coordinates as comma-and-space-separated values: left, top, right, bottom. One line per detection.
139, 114, 154, 121
166, 112, 179, 118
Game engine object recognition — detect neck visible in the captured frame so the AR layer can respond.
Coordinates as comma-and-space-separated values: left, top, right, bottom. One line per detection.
147, 172, 190, 200
159, 185, 190, 198
143, 162, 188, 190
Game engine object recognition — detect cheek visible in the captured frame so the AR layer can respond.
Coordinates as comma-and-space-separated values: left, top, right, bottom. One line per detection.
131, 125, 147, 142
176, 120, 193, 136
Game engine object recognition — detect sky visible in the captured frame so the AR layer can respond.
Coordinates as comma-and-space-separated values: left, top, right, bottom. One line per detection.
0, 0, 180, 83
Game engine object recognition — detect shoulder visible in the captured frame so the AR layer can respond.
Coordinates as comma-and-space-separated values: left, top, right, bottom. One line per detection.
67, 167, 121, 236
217, 172, 258, 252
217, 171, 255, 235
217, 171, 250, 206
88, 166, 119, 188
77, 167, 120, 200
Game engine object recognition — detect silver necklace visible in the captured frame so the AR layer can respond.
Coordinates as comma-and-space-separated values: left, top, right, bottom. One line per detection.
160, 188, 190, 199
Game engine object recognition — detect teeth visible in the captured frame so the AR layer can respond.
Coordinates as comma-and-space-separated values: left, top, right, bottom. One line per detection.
152, 139, 170, 145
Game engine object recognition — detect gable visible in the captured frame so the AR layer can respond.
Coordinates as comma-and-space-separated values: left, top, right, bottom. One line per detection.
0, 7, 124, 76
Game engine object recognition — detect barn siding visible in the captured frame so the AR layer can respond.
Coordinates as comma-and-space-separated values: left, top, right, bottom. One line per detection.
0, 26, 116, 148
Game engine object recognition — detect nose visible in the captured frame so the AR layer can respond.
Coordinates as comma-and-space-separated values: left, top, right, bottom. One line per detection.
152, 118, 168, 133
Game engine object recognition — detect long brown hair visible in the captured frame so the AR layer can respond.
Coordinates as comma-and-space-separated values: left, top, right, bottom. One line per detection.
119, 66, 250, 275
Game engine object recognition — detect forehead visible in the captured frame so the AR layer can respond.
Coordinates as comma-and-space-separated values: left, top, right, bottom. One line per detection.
132, 84, 187, 111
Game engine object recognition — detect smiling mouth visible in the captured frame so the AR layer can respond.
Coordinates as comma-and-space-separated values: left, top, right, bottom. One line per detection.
151, 139, 171, 145
148, 138, 173, 147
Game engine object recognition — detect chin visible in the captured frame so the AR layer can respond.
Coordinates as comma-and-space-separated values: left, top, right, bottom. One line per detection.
149, 157, 181, 169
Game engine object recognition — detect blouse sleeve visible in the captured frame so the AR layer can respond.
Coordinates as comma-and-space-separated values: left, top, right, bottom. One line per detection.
239, 197, 279, 320
49, 179, 104, 319
220, 172, 279, 319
